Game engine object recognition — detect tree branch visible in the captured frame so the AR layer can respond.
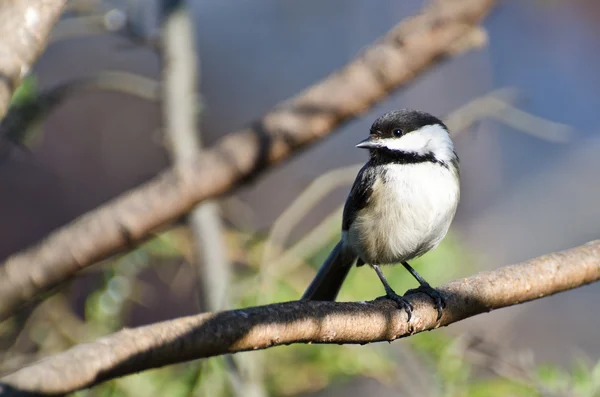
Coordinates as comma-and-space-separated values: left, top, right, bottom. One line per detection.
0, 0, 67, 121
160, 4, 266, 396
0, 0, 496, 320
0, 71, 160, 151
1, 240, 598, 396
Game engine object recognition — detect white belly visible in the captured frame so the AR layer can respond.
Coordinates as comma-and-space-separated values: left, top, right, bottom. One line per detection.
347, 163, 459, 265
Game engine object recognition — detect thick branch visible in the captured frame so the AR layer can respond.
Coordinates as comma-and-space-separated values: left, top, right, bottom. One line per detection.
0, 0, 67, 120
1, 240, 598, 396
0, 0, 496, 320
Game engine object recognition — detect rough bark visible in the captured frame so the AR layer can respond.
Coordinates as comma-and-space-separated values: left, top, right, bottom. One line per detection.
1, 240, 598, 396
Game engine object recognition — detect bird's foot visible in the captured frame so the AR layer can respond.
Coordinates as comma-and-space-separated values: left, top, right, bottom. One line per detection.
405, 284, 445, 321
384, 290, 413, 322
371, 264, 413, 321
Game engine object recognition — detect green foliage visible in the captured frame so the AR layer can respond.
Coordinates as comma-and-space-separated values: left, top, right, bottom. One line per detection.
467, 379, 535, 397
10, 76, 38, 107
534, 359, 600, 397
4, 75, 46, 148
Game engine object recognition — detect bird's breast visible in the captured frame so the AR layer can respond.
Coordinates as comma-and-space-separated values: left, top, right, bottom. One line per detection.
348, 163, 459, 265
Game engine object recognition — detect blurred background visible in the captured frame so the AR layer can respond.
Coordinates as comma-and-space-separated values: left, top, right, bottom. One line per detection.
1, 0, 599, 396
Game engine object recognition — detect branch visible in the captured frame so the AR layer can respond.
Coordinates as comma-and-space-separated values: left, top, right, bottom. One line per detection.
0, 71, 160, 150
160, 4, 265, 396
160, 0, 233, 314
1, 240, 598, 396
0, 0, 496, 320
0, 0, 67, 121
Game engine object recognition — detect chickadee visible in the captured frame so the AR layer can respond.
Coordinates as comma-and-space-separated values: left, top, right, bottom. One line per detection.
301, 109, 460, 320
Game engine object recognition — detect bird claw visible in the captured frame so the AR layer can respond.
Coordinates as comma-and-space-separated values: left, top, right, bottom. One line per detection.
385, 291, 414, 322
405, 285, 445, 321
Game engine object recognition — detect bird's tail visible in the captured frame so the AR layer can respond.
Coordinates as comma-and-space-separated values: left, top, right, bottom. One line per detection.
301, 241, 355, 301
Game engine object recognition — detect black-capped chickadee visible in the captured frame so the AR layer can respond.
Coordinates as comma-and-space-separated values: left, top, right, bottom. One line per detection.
301, 109, 460, 320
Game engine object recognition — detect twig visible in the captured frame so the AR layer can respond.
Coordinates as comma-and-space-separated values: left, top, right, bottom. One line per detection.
444, 87, 572, 143
462, 334, 565, 396
160, 3, 264, 396
50, 9, 126, 42
261, 164, 361, 265
160, 1, 229, 310
0, 71, 160, 148
259, 165, 360, 299
0, 240, 598, 396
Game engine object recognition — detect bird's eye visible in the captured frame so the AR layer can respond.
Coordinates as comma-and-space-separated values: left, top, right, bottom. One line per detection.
392, 128, 403, 137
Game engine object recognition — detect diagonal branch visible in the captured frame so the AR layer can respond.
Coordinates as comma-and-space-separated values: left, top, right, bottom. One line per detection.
0, 0, 67, 121
0, 71, 160, 150
0, 0, 496, 320
1, 240, 598, 396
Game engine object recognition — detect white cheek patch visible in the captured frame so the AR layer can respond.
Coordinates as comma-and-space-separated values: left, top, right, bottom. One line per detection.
378, 124, 455, 163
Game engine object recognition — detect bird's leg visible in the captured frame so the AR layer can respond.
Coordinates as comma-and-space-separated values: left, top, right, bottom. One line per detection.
402, 261, 445, 320
371, 264, 413, 321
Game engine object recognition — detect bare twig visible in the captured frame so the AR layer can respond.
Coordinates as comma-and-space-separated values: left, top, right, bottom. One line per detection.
444, 87, 572, 143
0, 71, 159, 148
50, 9, 126, 42
160, 3, 264, 396
0, 0, 67, 121
462, 334, 564, 396
261, 165, 361, 267
0, 0, 497, 321
160, 1, 230, 311
0, 240, 598, 396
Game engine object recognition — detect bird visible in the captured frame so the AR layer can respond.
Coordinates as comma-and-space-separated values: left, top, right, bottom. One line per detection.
301, 109, 460, 321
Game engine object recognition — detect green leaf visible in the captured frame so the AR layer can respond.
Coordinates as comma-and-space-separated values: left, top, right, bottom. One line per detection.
10, 76, 38, 107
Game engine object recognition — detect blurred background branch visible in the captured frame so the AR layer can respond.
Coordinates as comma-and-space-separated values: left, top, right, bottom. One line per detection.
159, 1, 265, 396
1, 239, 598, 396
0, 71, 159, 156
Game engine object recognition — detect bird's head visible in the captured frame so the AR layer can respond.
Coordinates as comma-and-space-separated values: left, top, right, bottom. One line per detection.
357, 109, 457, 166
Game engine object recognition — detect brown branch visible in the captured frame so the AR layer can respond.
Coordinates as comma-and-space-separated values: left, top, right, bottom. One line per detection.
0, 0, 496, 320
1, 240, 598, 396
0, 0, 67, 121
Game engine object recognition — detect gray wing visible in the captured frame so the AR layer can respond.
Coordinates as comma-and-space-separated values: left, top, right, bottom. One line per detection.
342, 163, 376, 232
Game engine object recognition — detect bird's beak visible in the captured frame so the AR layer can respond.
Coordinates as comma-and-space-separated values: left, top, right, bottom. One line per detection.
355, 136, 381, 149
